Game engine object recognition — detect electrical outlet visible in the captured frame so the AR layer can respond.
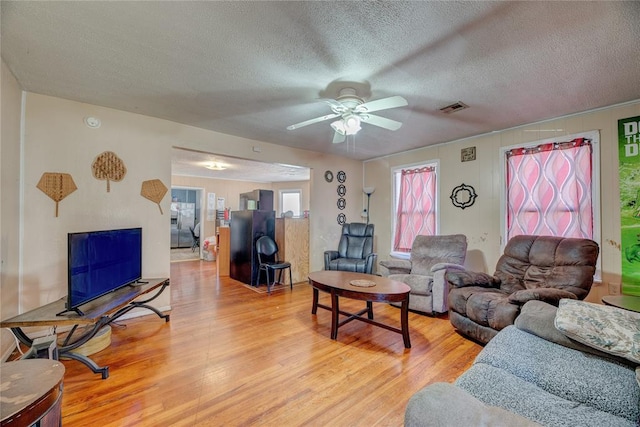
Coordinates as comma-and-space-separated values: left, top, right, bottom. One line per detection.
608, 282, 620, 295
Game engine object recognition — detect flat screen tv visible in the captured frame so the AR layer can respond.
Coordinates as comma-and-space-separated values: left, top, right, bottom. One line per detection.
63, 227, 142, 315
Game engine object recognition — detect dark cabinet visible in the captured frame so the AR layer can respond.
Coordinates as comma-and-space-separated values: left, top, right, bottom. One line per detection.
229, 210, 275, 286
239, 189, 273, 212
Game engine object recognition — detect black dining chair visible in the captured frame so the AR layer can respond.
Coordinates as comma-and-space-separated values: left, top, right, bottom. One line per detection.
256, 235, 292, 295
189, 226, 200, 252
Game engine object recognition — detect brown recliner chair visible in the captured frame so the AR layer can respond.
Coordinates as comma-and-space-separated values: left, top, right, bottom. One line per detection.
446, 235, 599, 344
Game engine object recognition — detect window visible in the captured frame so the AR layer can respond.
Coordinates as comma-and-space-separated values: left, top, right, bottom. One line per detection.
501, 130, 601, 277
279, 189, 301, 217
391, 162, 439, 257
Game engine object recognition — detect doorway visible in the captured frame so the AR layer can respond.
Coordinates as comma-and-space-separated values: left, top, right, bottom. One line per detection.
170, 187, 202, 262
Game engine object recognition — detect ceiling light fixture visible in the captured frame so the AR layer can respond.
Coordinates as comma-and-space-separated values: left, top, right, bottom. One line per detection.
205, 162, 227, 171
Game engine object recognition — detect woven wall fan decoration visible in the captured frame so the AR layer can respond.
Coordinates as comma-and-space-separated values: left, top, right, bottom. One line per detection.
92, 151, 127, 192
141, 179, 168, 214
37, 172, 77, 217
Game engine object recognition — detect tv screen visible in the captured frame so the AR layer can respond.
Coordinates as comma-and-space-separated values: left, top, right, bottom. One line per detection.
66, 227, 142, 313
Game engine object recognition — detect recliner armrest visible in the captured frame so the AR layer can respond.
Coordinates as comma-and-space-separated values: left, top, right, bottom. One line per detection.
379, 259, 412, 275
365, 253, 378, 275
324, 250, 339, 270
446, 270, 500, 288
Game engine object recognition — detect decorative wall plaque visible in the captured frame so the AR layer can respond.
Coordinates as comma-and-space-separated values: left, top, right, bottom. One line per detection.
337, 213, 346, 225
92, 151, 127, 192
337, 170, 346, 183
324, 170, 334, 182
37, 172, 77, 217
141, 179, 168, 214
337, 198, 346, 210
337, 184, 346, 197
461, 146, 476, 162
450, 183, 477, 209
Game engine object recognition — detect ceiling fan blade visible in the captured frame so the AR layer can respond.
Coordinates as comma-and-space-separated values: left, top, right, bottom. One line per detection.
286, 113, 340, 131
361, 114, 403, 131
355, 96, 408, 113
332, 131, 346, 144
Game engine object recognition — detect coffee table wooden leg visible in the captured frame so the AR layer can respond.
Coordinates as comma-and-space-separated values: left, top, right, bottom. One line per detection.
331, 291, 339, 340
311, 287, 319, 314
366, 301, 374, 319
401, 297, 411, 348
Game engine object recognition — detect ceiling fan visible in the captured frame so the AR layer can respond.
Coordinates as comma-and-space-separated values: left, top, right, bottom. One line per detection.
286, 87, 408, 144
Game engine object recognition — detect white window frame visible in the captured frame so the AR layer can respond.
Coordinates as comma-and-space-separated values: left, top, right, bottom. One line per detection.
499, 130, 601, 280
390, 160, 440, 259
279, 189, 302, 217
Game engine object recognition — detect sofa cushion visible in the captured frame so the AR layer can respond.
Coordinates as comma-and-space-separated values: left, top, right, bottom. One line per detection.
409, 234, 467, 276
456, 363, 638, 427
554, 299, 640, 364
515, 300, 635, 366
471, 326, 639, 422
388, 274, 432, 296
405, 382, 541, 427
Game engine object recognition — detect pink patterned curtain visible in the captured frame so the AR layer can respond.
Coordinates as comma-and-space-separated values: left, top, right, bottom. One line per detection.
393, 166, 436, 252
506, 138, 593, 240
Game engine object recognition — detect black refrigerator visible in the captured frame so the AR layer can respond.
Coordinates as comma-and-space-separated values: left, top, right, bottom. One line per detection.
229, 210, 276, 286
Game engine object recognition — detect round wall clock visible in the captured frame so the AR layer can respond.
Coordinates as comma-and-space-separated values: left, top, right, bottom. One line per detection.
324, 170, 334, 183
337, 184, 346, 197
337, 170, 346, 183
450, 183, 478, 209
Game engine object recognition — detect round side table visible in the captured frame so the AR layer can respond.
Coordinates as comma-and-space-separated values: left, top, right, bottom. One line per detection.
601, 295, 640, 313
1, 359, 65, 427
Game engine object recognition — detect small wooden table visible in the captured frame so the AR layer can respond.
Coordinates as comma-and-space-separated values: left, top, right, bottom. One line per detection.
602, 295, 640, 313
1, 359, 65, 427
308, 271, 412, 348
0, 278, 170, 379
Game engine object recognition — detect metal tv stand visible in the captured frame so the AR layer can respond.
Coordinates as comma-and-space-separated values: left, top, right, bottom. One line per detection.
0, 278, 170, 379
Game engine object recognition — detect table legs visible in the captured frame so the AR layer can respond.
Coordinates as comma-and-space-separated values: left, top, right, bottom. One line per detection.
331, 292, 339, 340
400, 296, 411, 349
311, 287, 411, 348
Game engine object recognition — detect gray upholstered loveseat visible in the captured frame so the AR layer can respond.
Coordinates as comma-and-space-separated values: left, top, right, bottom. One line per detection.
405, 300, 640, 427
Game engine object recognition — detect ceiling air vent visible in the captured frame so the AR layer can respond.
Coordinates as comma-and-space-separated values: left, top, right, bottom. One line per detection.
439, 101, 469, 114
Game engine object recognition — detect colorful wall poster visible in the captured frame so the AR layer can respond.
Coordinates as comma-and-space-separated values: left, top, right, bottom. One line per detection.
619, 115, 640, 295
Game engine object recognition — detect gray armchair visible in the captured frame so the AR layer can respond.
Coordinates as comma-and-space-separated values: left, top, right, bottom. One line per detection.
379, 234, 467, 315
324, 223, 376, 274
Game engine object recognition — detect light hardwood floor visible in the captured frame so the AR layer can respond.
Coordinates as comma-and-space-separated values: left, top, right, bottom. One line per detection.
60, 261, 482, 426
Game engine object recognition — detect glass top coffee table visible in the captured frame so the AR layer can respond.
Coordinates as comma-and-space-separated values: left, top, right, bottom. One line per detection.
308, 270, 412, 348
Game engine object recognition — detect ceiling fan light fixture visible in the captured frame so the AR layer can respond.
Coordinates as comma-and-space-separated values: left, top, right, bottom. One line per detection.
343, 114, 361, 135
331, 120, 346, 135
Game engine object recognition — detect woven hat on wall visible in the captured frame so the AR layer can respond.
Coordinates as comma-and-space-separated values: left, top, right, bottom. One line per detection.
37, 172, 77, 217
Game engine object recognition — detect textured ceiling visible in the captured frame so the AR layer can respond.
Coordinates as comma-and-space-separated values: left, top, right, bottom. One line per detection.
2, 1, 640, 181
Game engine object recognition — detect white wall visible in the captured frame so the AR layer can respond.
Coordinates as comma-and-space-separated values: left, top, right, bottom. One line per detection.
1, 60, 23, 359
365, 101, 640, 303
8, 93, 362, 326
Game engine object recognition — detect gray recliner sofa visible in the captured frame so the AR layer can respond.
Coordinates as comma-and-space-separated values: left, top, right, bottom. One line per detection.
405, 300, 640, 427
446, 234, 599, 343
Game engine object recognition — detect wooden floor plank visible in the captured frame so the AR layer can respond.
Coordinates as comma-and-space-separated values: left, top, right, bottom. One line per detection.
56, 260, 482, 426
